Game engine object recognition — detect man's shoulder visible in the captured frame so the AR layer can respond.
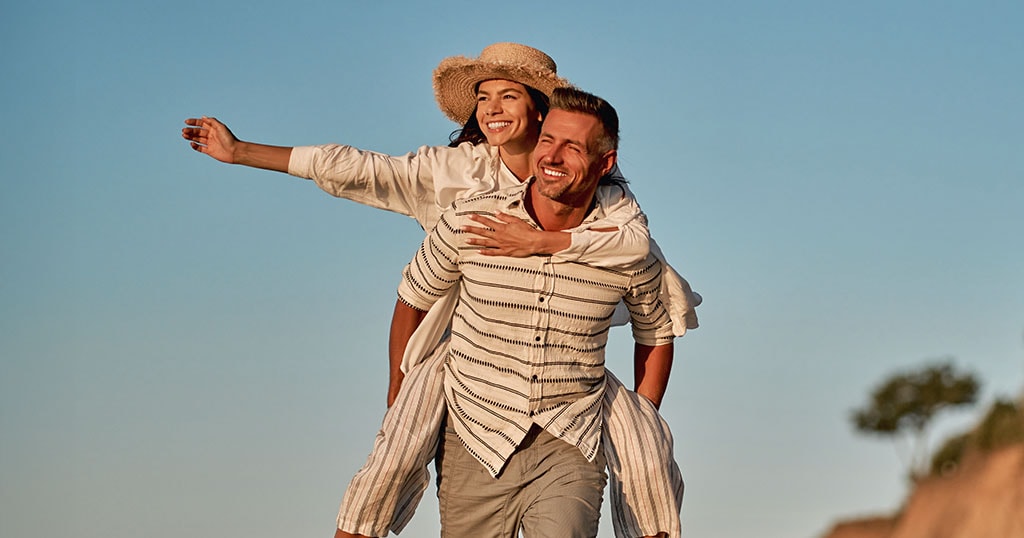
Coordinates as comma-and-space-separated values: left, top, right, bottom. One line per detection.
580, 252, 661, 279
552, 253, 661, 289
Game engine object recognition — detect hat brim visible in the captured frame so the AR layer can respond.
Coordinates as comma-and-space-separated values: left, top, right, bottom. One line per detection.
433, 56, 570, 125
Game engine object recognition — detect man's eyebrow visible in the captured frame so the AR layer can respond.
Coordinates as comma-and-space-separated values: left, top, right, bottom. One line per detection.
537, 132, 589, 150
564, 137, 587, 149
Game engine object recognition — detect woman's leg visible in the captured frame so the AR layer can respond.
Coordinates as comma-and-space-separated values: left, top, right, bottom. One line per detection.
334, 344, 449, 536
602, 370, 684, 538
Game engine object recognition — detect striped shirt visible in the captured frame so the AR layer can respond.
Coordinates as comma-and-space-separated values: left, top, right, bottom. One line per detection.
397, 180, 675, 476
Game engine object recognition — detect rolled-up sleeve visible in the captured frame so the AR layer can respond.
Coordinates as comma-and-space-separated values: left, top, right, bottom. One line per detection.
553, 182, 650, 268
624, 255, 676, 346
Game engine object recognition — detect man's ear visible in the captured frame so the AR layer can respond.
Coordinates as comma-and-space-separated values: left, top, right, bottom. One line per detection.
599, 149, 618, 177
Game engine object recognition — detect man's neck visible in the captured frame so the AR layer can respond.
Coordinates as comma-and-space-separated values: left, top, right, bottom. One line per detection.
525, 182, 594, 232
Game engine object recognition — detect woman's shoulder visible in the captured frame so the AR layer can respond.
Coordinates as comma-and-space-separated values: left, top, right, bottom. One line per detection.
415, 141, 501, 210
415, 141, 493, 158
596, 165, 637, 203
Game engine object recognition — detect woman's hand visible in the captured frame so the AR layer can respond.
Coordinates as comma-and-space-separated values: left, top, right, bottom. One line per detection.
182, 116, 240, 164
463, 212, 570, 257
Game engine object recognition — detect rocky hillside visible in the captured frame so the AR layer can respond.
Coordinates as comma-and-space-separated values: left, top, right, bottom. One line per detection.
820, 397, 1024, 538
821, 444, 1024, 538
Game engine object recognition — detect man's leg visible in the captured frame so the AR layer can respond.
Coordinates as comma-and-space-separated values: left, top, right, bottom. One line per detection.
517, 428, 607, 538
435, 415, 519, 538
603, 370, 684, 538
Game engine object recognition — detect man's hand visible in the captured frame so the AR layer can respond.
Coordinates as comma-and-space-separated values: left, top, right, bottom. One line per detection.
386, 371, 405, 408
182, 116, 239, 163
463, 213, 570, 257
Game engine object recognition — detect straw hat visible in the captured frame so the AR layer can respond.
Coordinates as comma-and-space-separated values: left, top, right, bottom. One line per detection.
433, 42, 570, 125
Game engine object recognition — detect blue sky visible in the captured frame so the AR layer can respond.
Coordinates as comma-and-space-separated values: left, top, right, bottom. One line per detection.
2, 2, 1022, 537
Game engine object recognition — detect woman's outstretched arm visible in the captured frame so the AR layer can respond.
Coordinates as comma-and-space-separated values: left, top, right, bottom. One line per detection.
182, 116, 292, 172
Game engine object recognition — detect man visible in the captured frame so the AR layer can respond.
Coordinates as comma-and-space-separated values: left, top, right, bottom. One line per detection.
185, 43, 691, 537
393, 87, 675, 537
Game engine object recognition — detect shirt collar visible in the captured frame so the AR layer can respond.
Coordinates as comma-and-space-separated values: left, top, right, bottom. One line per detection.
500, 178, 607, 231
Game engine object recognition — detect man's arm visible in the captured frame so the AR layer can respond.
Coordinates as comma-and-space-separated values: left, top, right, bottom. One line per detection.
387, 300, 428, 407
182, 116, 292, 172
389, 206, 466, 404
633, 342, 674, 409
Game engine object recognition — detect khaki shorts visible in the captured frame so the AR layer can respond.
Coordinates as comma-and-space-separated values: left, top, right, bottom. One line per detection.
436, 416, 608, 538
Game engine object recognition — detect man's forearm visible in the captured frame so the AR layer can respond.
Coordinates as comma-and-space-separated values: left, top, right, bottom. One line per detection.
387, 300, 428, 407
633, 342, 674, 409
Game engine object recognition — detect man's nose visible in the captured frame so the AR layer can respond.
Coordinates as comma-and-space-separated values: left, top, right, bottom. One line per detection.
549, 143, 568, 162
542, 145, 564, 164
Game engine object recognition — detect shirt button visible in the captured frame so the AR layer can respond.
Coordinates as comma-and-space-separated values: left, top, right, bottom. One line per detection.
539, 296, 545, 303
535, 336, 541, 342
531, 375, 538, 382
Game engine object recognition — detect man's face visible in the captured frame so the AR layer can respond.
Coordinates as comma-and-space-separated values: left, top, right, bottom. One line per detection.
532, 109, 616, 207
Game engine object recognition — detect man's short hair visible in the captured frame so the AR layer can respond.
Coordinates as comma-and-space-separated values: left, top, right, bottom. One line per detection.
549, 87, 620, 153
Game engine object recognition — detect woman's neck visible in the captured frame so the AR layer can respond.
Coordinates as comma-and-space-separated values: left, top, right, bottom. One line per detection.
498, 139, 536, 182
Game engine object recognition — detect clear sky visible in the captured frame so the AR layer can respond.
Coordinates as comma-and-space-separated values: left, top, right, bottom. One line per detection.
2, 1, 1022, 537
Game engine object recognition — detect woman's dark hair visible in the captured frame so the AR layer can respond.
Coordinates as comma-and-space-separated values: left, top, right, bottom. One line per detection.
448, 84, 550, 147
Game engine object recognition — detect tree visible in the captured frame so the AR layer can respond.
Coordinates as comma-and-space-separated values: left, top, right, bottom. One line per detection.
851, 359, 980, 481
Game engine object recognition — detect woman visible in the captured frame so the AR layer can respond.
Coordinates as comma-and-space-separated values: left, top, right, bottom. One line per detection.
182, 43, 695, 538
182, 47, 648, 271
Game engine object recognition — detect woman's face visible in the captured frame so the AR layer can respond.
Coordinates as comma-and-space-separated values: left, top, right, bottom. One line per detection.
474, 79, 542, 149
